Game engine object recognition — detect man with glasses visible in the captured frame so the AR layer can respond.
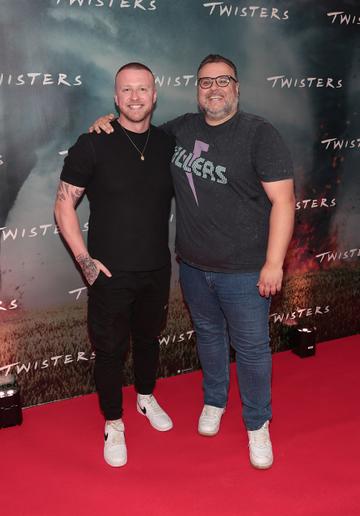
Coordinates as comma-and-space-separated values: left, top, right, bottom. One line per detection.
90, 54, 295, 469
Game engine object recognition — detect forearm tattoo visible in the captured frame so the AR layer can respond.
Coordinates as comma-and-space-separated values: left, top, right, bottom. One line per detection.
76, 253, 99, 285
56, 181, 84, 206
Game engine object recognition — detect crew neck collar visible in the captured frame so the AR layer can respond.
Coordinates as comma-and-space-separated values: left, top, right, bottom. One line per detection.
201, 110, 240, 132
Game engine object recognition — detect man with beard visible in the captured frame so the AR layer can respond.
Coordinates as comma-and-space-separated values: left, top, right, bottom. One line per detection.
55, 63, 174, 468
90, 54, 295, 469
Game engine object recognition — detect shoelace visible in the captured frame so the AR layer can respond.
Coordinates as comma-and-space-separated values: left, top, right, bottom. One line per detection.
107, 421, 124, 444
202, 406, 222, 420
142, 395, 163, 415
109, 420, 124, 431
249, 426, 270, 448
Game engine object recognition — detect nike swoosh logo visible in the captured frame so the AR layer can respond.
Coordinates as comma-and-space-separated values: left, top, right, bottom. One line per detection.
138, 404, 147, 415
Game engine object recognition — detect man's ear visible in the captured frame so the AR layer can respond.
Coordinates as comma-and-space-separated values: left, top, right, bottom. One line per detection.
114, 94, 118, 107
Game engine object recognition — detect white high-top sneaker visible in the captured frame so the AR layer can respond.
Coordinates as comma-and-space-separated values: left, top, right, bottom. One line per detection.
104, 419, 127, 467
248, 420, 273, 469
137, 394, 173, 431
198, 405, 225, 436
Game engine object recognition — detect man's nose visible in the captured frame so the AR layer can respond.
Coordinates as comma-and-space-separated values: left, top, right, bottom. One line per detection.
130, 89, 139, 100
209, 81, 220, 92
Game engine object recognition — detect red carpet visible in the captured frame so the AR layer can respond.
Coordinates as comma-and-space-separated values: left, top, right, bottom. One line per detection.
1, 335, 360, 516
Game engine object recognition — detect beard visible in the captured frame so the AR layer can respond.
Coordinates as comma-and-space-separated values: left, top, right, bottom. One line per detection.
199, 94, 238, 122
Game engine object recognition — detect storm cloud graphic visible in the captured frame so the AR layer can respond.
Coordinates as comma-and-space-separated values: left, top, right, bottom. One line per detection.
0, 0, 358, 307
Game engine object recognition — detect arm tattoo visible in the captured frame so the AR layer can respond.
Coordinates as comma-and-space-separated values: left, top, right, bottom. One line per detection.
56, 181, 84, 207
76, 253, 99, 285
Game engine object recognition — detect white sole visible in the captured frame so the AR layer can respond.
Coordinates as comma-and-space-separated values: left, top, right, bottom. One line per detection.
104, 453, 127, 468
250, 458, 273, 470
198, 428, 220, 437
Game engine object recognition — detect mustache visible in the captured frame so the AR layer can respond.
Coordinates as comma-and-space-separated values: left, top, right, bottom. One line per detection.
205, 91, 225, 99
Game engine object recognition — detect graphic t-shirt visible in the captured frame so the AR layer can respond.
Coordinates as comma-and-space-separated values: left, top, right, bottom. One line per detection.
61, 121, 174, 273
162, 111, 293, 272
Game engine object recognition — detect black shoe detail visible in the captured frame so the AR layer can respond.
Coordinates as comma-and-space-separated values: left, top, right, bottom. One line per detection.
104, 433, 108, 441
138, 404, 147, 415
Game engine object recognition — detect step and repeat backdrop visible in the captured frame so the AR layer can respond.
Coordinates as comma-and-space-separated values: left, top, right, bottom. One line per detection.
0, 0, 359, 406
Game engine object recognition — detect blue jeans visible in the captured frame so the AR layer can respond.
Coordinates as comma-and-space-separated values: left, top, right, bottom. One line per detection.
180, 261, 272, 430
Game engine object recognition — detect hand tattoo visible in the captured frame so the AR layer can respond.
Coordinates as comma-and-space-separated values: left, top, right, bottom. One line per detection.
76, 254, 99, 285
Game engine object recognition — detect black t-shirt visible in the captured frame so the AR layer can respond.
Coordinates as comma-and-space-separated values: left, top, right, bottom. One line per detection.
61, 120, 174, 273
161, 111, 293, 272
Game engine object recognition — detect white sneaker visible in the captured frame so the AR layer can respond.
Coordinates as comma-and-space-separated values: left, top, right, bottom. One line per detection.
104, 419, 127, 467
248, 420, 273, 469
137, 394, 173, 432
198, 405, 225, 436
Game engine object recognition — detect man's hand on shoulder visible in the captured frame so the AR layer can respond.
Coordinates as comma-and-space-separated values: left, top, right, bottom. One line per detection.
76, 253, 112, 285
89, 113, 115, 134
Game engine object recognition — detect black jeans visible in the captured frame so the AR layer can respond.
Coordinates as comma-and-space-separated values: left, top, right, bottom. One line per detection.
88, 265, 170, 420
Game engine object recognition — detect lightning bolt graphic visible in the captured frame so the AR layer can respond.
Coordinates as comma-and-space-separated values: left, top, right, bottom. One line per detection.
186, 140, 209, 206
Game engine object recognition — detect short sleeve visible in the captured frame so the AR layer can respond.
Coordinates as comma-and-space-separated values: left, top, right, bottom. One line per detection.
60, 134, 96, 187
252, 122, 293, 182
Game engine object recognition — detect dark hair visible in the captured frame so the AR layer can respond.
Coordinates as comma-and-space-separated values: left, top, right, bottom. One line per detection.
114, 62, 154, 83
197, 54, 238, 80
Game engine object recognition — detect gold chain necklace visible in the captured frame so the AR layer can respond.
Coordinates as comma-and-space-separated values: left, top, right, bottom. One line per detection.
120, 124, 151, 161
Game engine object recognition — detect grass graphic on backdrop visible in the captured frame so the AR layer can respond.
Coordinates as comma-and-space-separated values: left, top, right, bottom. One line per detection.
0, 269, 359, 407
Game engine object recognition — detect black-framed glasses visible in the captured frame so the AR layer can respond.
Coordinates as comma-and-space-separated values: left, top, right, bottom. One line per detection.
197, 75, 237, 89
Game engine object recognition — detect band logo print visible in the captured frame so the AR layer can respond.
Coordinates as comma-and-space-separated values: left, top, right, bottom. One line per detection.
172, 140, 228, 205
